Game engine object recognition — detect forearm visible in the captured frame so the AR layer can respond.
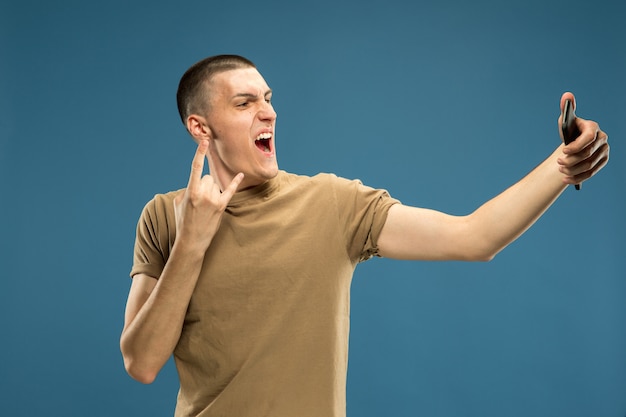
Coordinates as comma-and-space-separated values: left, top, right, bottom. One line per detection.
468, 144, 567, 259
120, 242, 205, 383
121, 141, 245, 383
380, 97, 608, 262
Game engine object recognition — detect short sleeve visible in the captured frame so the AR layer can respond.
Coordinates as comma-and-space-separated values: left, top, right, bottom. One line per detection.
331, 176, 400, 263
129, 192, 179, 279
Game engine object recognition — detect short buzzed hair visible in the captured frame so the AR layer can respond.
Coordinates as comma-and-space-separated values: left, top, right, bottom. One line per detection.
176, 54, 256, 124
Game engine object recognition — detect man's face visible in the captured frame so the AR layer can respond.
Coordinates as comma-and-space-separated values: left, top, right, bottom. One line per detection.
202, 67, 278, 190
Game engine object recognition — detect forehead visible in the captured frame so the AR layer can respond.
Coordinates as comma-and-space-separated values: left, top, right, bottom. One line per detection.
209, 67, 270, 98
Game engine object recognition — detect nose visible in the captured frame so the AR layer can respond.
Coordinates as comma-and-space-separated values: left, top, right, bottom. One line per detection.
258, 101, 277, 121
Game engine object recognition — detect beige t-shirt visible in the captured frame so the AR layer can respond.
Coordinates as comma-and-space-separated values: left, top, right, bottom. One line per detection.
131, 171, 399, 417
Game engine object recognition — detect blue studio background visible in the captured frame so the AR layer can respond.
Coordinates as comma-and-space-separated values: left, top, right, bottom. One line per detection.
1, 0, 625, 416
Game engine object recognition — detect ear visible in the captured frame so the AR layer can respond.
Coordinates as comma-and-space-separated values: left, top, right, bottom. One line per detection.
186, 115, 212, 141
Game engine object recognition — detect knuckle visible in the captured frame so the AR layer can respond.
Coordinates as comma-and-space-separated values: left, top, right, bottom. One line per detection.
187, 188, 203, 203
191, 159, 203, 170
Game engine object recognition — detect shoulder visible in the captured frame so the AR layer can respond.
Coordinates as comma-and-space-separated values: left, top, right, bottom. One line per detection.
283, 171, 396, 201
139, 189, 185, 221
280, 171, 361, 189
146, 189, 184, 207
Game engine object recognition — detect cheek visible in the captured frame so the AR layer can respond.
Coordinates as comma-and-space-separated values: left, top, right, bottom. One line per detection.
209, 118, 253, 160
212, 136, 251, 169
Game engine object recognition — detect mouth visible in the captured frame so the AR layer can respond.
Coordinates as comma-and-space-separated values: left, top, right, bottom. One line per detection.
254, 132, 273, 154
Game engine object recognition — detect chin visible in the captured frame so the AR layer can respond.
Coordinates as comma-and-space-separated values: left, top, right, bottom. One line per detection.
247, 165, 279, 185
264, 166, 279, 180
263, 160, 279, 177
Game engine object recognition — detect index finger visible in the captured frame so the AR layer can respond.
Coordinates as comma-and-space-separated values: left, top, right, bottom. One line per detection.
563, 118, 598, 154
188, 140, 208, 188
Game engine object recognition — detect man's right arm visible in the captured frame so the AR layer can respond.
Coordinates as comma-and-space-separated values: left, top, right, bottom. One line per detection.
120, 140, 243, 384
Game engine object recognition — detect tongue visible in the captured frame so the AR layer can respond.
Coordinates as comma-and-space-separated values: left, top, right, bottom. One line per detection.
256, 139, 270, 152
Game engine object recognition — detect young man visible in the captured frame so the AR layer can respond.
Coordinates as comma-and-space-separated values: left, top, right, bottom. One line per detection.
120, 55, 609, 417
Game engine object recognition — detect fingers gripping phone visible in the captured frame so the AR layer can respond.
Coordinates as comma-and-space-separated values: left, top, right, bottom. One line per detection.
561, 99, 581, 190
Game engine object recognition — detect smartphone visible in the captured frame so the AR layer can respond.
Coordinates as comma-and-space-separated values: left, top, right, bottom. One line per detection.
561, 99, 581, 190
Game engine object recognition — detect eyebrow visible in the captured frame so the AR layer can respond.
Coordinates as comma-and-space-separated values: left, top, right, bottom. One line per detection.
231, 89, 273, 100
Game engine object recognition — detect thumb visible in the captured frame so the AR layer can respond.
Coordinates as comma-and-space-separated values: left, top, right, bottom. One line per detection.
560, 91, 576, 114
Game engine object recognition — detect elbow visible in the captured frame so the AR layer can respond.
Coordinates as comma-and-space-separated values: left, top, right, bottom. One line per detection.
464, 234, 505, 262
123, 355, 159, 384
475, 252, 496, 262
463, 245, 500, 262
130, 369, 158, 385
461, 253, 495, 262
120, 338, 159, 384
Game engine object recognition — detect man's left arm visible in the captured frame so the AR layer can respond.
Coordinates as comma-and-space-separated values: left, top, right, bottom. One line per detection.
378, 92, 610, 262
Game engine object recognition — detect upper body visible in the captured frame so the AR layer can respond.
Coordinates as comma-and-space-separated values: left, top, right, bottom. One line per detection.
120, 55, 610, 415
132, 170, 398, 416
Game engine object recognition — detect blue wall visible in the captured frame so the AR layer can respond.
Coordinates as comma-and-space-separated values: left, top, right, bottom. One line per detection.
1, 0, 624, 416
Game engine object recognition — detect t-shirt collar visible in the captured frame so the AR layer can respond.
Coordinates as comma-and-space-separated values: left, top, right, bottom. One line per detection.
228, 171, 283, 206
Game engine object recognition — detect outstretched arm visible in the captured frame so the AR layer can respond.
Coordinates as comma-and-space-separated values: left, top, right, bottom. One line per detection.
378, 92, 610, 262
120, 140, 243, 384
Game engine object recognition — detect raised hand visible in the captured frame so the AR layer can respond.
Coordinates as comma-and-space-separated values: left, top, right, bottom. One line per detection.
557, 92, 610, 186
173, 140, 244, 253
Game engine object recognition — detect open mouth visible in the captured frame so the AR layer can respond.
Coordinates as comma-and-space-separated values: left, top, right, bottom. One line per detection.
255, 132, 272, 153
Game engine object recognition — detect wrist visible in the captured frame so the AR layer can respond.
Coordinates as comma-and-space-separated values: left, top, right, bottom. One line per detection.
171, 236, 210, 261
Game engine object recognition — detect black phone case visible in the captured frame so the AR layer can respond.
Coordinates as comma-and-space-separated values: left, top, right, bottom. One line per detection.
561, 99, 581, 190
562, 99, 579, 145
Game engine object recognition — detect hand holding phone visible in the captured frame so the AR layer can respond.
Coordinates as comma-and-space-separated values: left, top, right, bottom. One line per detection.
561, 99, 581, 190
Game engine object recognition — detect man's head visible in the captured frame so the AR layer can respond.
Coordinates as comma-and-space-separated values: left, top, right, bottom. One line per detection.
176, 55, 257, 125
177, 55, 278, 191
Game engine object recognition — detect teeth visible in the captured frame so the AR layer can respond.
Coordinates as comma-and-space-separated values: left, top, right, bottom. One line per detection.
256, 132, 272, 140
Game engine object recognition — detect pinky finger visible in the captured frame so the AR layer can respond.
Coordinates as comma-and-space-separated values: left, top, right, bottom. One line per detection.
568, 143, 610, 184
220, 173, 245, 202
